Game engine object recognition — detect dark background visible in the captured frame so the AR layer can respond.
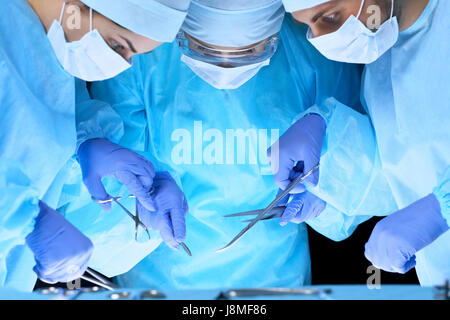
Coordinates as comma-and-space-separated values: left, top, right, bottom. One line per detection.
307, 216, 419, 285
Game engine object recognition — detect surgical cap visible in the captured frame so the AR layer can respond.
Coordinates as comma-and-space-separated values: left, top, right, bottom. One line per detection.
182, 0, 285, 47
80, 0, 191, 42
282, 0, 329, 12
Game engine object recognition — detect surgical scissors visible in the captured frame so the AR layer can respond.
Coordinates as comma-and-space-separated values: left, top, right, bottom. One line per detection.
97, 195, 151, 241
96, 191, 192, 257
223, 206, 286, 223
216, 164, 320, 253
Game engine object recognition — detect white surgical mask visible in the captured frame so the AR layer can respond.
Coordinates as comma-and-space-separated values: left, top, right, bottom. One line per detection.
47, 2, 131, 81
181, 54, 270, 90
307, 0, 398, 64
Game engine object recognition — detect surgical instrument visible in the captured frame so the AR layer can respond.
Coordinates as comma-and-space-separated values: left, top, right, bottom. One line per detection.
135, 199, 144, 241
86, 268, 118, 288
434, 280, 450, 300
216, 164, 319, 253
96, 188, 153, 241
80, 275, 116, 291
36, 286, 104, 300
110, 196, 151, 240
223, 206, 286, 223
108, 289, 167, 300
81, 267, 119, 291
216, 287, 332, 300
180, 242, 192, 256
140, 289, 166, 299
96, 192, 192, 256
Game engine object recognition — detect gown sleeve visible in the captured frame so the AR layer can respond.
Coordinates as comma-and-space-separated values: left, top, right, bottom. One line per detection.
75, 79, 124, 152
433, 166, 450, 227
299, 98, 399, 240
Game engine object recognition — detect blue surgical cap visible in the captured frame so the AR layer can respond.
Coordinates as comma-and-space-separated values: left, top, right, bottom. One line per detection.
80, 0, 191, 42
282, 0, 329, 12
182, 0, 285, 47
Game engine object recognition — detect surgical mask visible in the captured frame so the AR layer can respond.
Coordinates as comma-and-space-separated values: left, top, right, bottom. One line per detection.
181, 54, 270, 90
307, 0, 398, 64
47, 2, 131, 81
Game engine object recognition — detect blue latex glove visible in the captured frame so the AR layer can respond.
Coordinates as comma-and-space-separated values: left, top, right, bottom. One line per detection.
139, 172, 189, 250
365, 194, 449, 274
276, 189, 326, 226
77, 138, 156, 211
267, 114, 326, 193
26, 201, 93, 283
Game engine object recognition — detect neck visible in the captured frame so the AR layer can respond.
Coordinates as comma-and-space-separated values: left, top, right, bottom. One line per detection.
396, 0, 430, 31
27, 0, 65, 33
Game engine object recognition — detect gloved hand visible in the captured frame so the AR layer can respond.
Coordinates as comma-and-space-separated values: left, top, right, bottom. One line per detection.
276, 190, 326, 226
267, 114, 326, 193
139, 172, 189, 250
77, 138, 155, 211
365, 194, 449, 274
26, 201, 93, 283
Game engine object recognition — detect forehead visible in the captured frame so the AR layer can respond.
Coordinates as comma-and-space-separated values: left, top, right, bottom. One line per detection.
198, 0, 276, 10
291, 0, 378, 20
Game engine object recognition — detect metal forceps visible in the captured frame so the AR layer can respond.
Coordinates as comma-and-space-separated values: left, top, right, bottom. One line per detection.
216, 164, 320, 253
223, 206, 287, 223
96, 191, 192, 256
80, 267, 120, 291
97, 195, 151, 241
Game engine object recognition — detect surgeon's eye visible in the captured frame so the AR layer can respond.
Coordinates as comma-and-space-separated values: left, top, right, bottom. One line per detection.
321, 12, 340, 25
110, 40, 126, 56
316, 11, 344, 33
323, 14, 336, 22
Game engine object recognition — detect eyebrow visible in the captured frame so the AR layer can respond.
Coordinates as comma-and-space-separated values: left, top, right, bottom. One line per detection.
120, 36, 138, 54
311, 2, 338, 23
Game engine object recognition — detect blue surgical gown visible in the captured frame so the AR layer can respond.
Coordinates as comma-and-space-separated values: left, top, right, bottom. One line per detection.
0, 0, 122, 291
303, 0, 450, 286
74, 16, 363, 289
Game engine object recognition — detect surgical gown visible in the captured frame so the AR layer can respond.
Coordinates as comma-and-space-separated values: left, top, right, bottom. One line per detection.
0, 0, 122, 291
72, 16, 363, 289
303, 0, 450, 286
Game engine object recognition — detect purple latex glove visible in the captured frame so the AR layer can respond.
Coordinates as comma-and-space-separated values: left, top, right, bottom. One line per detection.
365, 194, 449, 274
267, 114, 326, 193
139, 172, 189, 250
26, 201, 93, 283
77, 138, 155, 211
276, 189, 326, 225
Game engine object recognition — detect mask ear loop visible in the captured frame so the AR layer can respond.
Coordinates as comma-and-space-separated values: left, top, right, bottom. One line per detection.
59, 1, 67, 24
356, 0, 365, 19
89, 7, 93, 31
390, 0, 395, 19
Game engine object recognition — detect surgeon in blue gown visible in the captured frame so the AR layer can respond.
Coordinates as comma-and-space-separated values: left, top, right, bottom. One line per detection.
0, 0, 190, 291
275, 0, 450, 286
77, 3, 363, 287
